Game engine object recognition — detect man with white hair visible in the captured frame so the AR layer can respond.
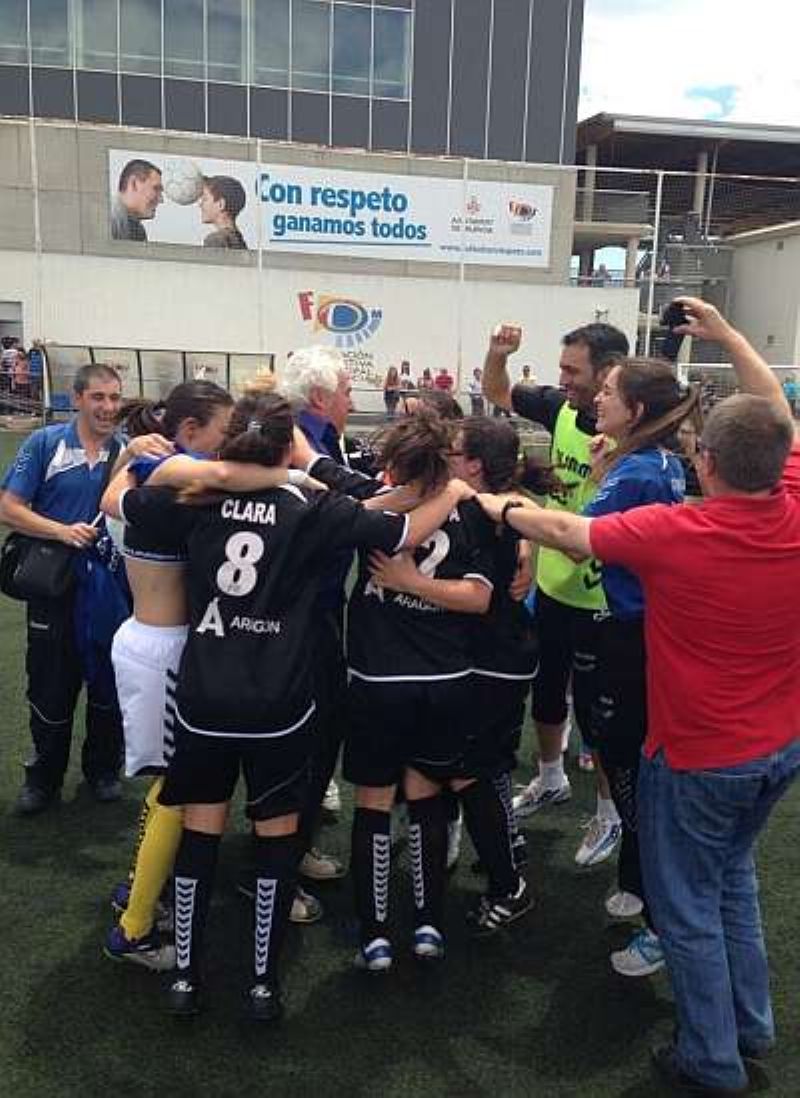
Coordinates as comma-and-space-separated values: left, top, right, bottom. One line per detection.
279, 346, 353, 460
277, 346, 354, 910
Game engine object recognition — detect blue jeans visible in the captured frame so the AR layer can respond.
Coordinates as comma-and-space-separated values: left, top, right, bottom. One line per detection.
638, 739, 800, 1090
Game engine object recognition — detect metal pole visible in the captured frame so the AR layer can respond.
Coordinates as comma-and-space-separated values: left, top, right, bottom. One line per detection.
456, 158, 467, 395
643, 170, 664, 356
703, 145, 719, 239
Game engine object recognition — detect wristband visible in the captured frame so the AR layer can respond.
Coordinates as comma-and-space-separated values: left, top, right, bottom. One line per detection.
501, 499, 524, 527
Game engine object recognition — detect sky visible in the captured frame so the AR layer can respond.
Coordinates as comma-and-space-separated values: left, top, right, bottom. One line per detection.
579, 0, 800, 126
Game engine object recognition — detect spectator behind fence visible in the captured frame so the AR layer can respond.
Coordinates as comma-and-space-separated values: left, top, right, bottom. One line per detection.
468, 367, 485, 416
383, 365, 401, 420
0, 363, 126, 815
435, 367, 454, 392
28, 342, 45, 404
477, 298, 800, 1095
12, 350, 30, 404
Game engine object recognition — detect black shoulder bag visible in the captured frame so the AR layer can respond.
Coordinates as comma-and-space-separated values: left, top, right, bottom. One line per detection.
0, 439, 121, 602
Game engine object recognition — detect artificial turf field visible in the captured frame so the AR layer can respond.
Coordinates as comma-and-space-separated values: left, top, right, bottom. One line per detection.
0, 429, 797, 1098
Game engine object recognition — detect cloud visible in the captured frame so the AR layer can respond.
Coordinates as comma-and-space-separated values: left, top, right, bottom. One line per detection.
580, 0, 800, 126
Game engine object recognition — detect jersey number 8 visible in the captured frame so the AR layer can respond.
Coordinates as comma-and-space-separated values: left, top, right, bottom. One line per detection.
216, 532, 265, 597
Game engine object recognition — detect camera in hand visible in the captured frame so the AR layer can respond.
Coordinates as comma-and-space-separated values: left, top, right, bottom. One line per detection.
660, 300, 689, 362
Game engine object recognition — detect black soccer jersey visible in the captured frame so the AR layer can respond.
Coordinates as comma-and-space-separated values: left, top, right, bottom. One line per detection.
347, 497, 496, 682
471, 519, 538, 679
120, 483, 187, 564
121, 484, 407, 736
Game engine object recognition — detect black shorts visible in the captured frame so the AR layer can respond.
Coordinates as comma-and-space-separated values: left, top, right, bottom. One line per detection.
159, 717, 314, 821
467, 675, 529, 777
591, 616, 647, 769
530, 587, 603, 747
344, 677, 476, 788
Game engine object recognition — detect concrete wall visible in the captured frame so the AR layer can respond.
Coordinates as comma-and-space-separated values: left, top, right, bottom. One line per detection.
730, 231, 800, 364
0, 248, 639, 411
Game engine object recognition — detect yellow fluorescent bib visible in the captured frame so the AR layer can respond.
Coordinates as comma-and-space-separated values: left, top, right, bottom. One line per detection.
536, 404, 607, 611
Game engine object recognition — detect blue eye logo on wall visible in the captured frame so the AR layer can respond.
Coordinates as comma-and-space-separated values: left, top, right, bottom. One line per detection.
298, 291, 383, 349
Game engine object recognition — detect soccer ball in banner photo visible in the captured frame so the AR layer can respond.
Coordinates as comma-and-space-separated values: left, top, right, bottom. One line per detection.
298, 290, 383, 351
162, 159, 205, 205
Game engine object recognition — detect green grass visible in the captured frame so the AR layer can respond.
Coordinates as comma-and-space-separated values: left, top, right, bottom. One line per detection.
0, 428, 798, 1098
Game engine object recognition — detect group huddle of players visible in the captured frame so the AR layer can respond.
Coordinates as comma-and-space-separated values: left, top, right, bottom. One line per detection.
101, 373, 541, 1022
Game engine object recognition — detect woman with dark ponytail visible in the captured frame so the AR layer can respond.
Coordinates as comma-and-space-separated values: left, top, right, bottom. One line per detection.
369, 415, 546, 933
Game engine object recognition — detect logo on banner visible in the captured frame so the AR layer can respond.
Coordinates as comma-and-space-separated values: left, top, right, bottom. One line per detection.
297, 291, 383, 349
508, 199, 537, 234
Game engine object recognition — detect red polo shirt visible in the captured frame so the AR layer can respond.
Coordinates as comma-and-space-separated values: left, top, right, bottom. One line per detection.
590, 443, 800, 769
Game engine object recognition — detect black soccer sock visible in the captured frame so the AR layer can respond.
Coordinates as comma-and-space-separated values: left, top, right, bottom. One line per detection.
351, 807, 392, 945
252, 833, 301, 986
493, 771, 527, 864
408, 794, 448, 932
461, 779, 519, 898
442, 788, 461, 823
173, 829, 221, 984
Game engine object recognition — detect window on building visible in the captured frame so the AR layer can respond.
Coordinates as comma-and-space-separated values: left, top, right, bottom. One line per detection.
120, 0, 162, 75
373, 6, 411, 100
31, 0, 71, 67
332, 2, 370, 96
208, 0, 245, 83
292, 0, 331, 93
252, 0, 289, 87
76, 0, 119, 71
0, 0, 28, 65
164, 0, 205, 79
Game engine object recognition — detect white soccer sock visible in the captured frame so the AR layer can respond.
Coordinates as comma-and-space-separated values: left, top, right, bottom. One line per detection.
597, 793, 620, 825
539, 758, 566, 790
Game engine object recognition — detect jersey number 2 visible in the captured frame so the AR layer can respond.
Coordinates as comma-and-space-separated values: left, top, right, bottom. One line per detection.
216, 532, 265, 597
417, 529, 450, 578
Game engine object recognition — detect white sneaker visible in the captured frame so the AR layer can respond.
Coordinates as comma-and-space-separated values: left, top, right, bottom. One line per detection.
446, 813, 463, 871
605, 890, 644, 919
610, 928, 665, 977
574, 816, 622, 867
322, 779, 341, 815
512, 776, 572, 819
300, 848, 346, 880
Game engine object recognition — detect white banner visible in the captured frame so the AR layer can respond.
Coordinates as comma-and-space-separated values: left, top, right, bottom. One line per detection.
108, 150, 554, 268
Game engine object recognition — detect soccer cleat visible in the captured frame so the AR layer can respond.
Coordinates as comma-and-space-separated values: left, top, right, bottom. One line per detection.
512, 776, 571, 818
469, 878, 532, 936
291, 886, 324, 924
299, 848, 346, 880
166, 976, 201, 1016
354, 937, 393, 973
574, 816, 622, 867
104, 925, 176, 971
110, 881, 174, 935
322, 779, 341, 816
611, 928, 665, 977
605, 890, 644, 919
446, 815, 463, 871
412, 925, 445, 963
14, 784, 60, 816
245, 981, 283, 1023
90, 776, 122, 803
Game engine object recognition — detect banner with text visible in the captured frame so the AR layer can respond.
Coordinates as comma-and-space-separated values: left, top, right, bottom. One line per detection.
108, 150, 553, 268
